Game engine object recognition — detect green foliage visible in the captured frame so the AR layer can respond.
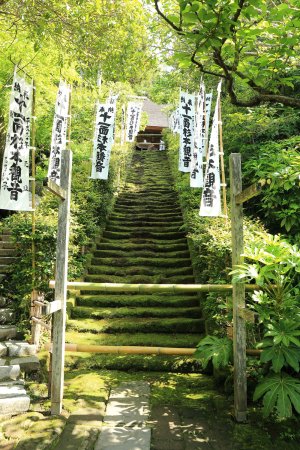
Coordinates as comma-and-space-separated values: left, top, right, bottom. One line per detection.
253, 373, 300, 419
194, 335, 233, 369
153, 0, 300, 107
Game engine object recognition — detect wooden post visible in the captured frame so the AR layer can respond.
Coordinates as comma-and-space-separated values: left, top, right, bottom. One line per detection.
50, 149, 72, 415
229, 153, 247, 422
30, 79, 40, 346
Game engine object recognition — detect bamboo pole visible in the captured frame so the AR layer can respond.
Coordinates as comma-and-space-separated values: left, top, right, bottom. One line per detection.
219, 93, 228, 217
30, 79, 40, 347
49, 281, 260, 292
45, 343, 262, 357
230, 153, 247, 422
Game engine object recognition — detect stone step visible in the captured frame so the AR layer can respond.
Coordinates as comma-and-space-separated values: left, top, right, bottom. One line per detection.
0, 325, 17, 341
76, 294, 199, 308
0, 248, 16, 256
108, 218, 183, 227
0, 265, 12, 273
105, 224, 183, 234
113, 205, 182, 214
91, 257, 191, 268
67, 317, 205, 334
0, 297, 9, 308
5, 342, 37, 357
99, 239, 188, 248
84, 274, 195, 284
71, 306, 201, 320
0, 365, 21, 381
0, 241, 15, 249
9, 356, 40, 373
102, 230, 186, 240
87, 265, 193, 277
0, 384, 27, 398
0, 308, 16, 324
0, 394, 30, 416
0, 256, 17, 265
93, 249, 190, 259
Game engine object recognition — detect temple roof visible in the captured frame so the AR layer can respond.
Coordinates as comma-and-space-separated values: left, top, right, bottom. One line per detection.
142, 98, 169, 128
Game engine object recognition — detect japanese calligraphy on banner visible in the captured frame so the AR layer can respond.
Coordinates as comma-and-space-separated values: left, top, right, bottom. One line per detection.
199, 81, 222, 217
121, 104, 126, 145
125, 102, 142, 142
91, 102, 115, 180
179, 91, 195, 172
107, 94, 118, 144
0, 71, 32, 211
47, 81, 70, 185
190, 83, 205, 188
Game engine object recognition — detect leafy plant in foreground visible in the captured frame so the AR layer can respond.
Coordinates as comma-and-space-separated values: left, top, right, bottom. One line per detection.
194, 335, 233, 369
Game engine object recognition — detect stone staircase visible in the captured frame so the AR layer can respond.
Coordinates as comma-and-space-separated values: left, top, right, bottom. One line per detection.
0, 231, 40, 416
65, 149, 204, 372
0, 340, 39, 416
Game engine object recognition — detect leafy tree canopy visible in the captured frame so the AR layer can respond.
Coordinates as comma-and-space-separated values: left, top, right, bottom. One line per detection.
151, 0, 300, 108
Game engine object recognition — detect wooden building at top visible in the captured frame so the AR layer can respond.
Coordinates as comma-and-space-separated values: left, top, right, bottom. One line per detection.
136, 98, 169, 150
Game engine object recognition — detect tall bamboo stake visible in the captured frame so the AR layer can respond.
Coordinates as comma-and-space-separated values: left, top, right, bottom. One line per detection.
30, 79, 40, 346
218, 95, 228, 217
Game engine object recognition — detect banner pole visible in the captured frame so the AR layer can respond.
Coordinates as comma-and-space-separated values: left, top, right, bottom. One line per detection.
219, 97, 228, 217
30, 79, 40, 346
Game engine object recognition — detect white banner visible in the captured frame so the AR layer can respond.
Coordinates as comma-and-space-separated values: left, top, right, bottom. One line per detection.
169, 108, 180, 133
0, 72, 32, 211
179, 91, 195, 172
125, 102, 142, 142
91, 102, 115, 180
190, 83, 206, 188
107, 94, 118, 144
121, 104, 126, 145
199, 81, 222, 217
48, 81, 70, 185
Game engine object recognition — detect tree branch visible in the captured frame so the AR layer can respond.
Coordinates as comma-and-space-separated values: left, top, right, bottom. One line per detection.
153, 0, 184, 35
191, 50, 226, 78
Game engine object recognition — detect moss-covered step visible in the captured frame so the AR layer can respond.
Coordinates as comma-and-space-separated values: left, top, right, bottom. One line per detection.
71, 306, 201, 320
84, 274, 195, 284
108, 218, 183, 227
65, 331, 203, 348
64, 352, 202, 373
99, 238, 188, 248
87, 265, 193, 277
102, 230, 186, 240
113, 205, 182, 214
105, 224, 184, 233
93, 249, 190, 259
67, 317, 205, 334
91, 257, 192, 268
75, 294, 199, 308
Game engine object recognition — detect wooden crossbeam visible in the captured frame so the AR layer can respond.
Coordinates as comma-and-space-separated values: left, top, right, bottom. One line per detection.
45, 178, 67, 200
34, 300, 62, 315
235, 182, 262, 204
49, 281, 260, 292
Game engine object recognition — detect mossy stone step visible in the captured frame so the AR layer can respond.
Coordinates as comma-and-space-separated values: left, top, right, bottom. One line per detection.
71, 306, 201, 320
116, 199, 180, 208
91, 257, 191, 268
76, 294, 199, 308
96, 241, 188, 252
105, 224, 183, 234
93, 249, 190, 259
102, 230, 186, 240
84, 274, 195, 284
108, 218, 183, 227
114, 204, 181, 213
65, 331, 203, 348
65, 353, 202, 373
87, 265, 193, 277
67, 317, 205, 334
109, 212, 183, 221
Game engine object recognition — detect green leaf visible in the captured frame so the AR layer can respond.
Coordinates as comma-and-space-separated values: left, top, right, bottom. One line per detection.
254, 373, 300, 418
194, 335, 233, 369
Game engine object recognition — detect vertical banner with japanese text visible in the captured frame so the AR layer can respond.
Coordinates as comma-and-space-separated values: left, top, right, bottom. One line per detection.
125, 102, 142, 143
199, 81, 222, 216
179, 91, 195, 172
107, 94, 118, 144
190, 83, 205, 188
47, 81, 70, 185
0, 71, 32, 211
121, 104, 126, 145
91, 102, 115, 180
